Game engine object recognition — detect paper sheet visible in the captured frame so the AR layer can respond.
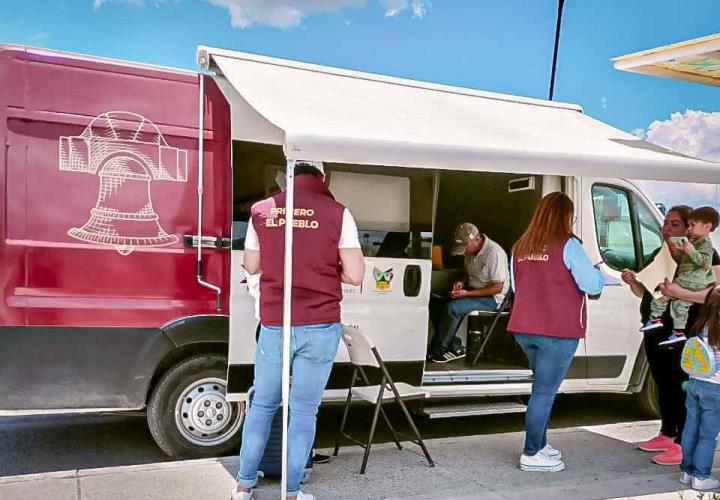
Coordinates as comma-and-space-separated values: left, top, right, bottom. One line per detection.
636, 242, 677, 299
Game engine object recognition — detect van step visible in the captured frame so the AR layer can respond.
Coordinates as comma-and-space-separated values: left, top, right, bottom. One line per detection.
421, 401, 527, 419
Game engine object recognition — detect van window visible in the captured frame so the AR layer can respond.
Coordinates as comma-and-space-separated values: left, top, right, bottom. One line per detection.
592, 185, 637, 270
634, 195, 663, 267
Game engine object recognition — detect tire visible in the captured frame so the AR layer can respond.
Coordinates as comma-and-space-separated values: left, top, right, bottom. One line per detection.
637, 371, 660, 418
147, 354, 245, 458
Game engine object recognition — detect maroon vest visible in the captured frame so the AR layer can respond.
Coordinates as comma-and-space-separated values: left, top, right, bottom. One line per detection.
507, 239, 587, 339
251, 175, 345, 326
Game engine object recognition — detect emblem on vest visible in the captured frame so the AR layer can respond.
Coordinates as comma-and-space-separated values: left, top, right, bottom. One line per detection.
265, 207, 320, 229
517, 246, 550, 263
373, 267, 394, 291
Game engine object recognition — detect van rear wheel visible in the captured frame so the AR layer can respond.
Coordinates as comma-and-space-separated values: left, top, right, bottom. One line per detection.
147, 354, 244, 458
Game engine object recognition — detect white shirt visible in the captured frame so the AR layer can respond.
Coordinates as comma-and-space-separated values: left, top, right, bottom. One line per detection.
244, 208, 361, 251
465, 235, 510, 304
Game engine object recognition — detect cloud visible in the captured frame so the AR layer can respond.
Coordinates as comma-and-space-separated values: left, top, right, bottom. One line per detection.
635, 110, 720, 213
381, 0, 430, 17
207, 0, 366, 28
631, 128, 646, 139
93, 0, 144, 9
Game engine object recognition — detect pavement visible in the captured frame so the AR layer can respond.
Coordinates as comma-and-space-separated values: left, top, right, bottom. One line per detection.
1, 420, 718, 500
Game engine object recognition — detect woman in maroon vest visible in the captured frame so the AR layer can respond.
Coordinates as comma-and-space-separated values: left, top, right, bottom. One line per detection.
508, 192, 604, 472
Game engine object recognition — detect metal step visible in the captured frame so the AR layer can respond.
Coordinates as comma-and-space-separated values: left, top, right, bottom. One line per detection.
421, 401, 527, 419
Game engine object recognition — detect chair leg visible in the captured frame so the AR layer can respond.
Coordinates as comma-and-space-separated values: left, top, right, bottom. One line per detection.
396, 397, 434, 468
333, 371, 356, 456
379, 404, 402, 450
360, 379, 386, 474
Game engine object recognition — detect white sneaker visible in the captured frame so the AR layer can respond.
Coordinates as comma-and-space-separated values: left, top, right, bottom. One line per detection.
540, 444, 562, 460
679, 472, 693, 485
520, 452, 565, 472
230, 489, 253, 500
296, 493, 316, 500
692, 476, 720, 491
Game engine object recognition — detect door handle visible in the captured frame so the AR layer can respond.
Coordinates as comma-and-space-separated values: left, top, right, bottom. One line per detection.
403, 265, 422, 297
183, 235, 231, 249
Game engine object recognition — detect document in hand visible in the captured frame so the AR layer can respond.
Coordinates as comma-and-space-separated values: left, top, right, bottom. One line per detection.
636, 242, 678, 299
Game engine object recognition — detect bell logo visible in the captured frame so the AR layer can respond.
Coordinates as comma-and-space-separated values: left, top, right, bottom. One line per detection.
59, 111, 188, 255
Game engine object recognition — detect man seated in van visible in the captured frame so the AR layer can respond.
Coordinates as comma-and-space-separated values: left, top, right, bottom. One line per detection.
428, 222, 510, 363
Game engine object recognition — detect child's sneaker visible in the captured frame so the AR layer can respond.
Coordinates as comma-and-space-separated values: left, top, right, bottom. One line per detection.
639, 318, 663, 332
691, 476, 720, 491
659, 330, 686, 347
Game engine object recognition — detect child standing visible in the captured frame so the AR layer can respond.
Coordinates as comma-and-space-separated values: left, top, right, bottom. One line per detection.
678, 286, 720, 491
640, 207, 719, 345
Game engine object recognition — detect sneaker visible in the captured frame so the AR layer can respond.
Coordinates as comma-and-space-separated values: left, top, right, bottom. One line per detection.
540, 444, 562, 460
429, 348, 466, 363
519, 452, 565, 472
652, 443, 682, 465
638, 433, 674, 452
679, 472, 693, 485
295, 493, 316, 500
231, 489, 253, 500
312, 450, 331, 464
639, 318, 663, 332
692, 476, 720, 491
659, 331, 687, 347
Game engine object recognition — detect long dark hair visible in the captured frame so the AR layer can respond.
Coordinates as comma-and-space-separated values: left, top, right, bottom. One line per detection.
692, 286, 720, 349
513, 192, 574, 257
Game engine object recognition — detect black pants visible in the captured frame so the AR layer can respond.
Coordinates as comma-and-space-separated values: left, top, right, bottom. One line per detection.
643, 328, 688, 444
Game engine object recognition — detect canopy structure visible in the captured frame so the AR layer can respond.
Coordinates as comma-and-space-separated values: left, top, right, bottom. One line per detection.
199, 46, 720, 184
613, 33, 720, 88
199, 45, 720, 184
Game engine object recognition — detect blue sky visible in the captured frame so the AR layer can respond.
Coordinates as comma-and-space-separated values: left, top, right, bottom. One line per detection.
2, 0, 719, 207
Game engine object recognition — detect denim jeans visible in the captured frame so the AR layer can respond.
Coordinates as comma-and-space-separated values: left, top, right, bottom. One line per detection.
680, 378, 720, 479
514, 333, 579, 456
237, 322, 342, 496
430, 296, 497, 356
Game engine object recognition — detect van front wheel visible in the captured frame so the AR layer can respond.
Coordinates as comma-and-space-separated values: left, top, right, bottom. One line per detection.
637, 372, 660, 418
147, 354, 244, 458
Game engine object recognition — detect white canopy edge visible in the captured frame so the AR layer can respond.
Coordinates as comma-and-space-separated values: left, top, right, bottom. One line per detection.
199, 45, 720, 184
613, 33, 720, 87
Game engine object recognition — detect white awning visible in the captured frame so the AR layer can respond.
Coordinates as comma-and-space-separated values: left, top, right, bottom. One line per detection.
199, 45, 720, 184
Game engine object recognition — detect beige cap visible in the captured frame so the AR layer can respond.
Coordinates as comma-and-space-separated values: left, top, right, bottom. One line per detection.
451, 222, 480, 255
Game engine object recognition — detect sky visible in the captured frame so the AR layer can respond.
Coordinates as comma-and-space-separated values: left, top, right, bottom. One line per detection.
2, 0, 719, 209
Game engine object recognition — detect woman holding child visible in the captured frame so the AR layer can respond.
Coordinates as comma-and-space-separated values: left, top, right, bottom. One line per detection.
621, 205, 720, 466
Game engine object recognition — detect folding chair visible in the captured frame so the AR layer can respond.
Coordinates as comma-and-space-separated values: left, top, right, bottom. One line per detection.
469, 291, 513, 367
333, 327, 434, 474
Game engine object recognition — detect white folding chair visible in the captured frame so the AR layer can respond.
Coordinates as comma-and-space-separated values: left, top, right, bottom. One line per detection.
333, 326, 434, 474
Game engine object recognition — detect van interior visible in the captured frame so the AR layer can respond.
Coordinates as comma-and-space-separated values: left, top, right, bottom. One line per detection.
231, 141, 549, 375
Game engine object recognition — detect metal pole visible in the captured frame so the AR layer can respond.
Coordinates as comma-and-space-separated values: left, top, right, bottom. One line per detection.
195, 73, 222, 309
548, 0, 566, 101
280, 159, 296, 500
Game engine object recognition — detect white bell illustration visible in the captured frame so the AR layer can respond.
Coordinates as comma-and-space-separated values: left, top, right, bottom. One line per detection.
59, 112, 188, 255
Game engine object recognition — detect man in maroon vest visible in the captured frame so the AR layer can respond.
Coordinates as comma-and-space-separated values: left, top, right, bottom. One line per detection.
233, 161, 364, 500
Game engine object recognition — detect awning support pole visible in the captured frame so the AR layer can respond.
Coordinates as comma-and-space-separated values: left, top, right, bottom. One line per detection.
280, 158, 296, 500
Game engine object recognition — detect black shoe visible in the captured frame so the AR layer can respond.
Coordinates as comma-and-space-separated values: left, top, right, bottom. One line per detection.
429, 349, 466, 363
312, 451, 331, 464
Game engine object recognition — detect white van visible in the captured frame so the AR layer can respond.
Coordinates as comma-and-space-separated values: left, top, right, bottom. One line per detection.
203, 46, 720, 422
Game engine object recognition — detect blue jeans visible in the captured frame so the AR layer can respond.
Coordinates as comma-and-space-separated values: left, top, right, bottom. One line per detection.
680, 378, 720, 479
430, 296, 497, 356
514, 333, 579, 456
237, 322, 342, 496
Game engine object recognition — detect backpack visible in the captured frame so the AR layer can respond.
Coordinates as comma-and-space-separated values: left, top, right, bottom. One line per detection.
681, 332, 718, 379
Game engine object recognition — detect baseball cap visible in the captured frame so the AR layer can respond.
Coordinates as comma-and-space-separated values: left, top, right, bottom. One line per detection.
451, 222, 480, 255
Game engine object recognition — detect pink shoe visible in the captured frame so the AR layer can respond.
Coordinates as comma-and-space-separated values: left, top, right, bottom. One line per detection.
652, 443, 682, 465
638, 433, 674, 452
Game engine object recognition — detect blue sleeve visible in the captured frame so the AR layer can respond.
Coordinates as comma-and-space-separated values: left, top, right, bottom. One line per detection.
562, 238, 605, 295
